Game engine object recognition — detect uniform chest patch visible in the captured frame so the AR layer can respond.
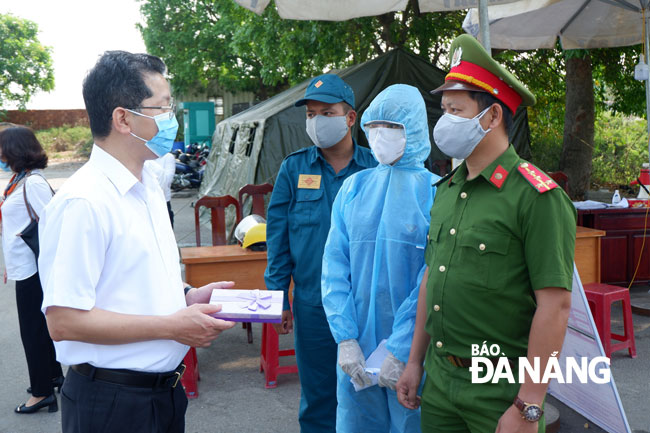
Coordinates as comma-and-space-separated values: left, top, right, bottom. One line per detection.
298, 174, 321, 189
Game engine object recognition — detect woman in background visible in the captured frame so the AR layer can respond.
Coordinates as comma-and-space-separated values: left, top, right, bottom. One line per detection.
0, 126, 62, 414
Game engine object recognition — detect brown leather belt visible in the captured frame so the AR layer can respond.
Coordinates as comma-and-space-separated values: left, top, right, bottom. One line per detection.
446, 355, 513, 368
71, 363, 186, 389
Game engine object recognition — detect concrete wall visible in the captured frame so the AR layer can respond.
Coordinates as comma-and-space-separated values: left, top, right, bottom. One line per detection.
3, 109, 89, 130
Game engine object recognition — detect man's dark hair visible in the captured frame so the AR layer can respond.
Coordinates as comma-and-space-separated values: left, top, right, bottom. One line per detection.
82, 51, 166, 139
469, 91, 513, 135
0, 126, 48, 172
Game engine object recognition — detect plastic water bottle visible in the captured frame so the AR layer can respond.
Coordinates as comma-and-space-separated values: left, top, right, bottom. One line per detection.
612, 189, 621, 205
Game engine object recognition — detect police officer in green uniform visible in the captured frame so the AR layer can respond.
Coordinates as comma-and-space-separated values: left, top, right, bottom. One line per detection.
396, 35, 577, 433
265, 74, 376, 432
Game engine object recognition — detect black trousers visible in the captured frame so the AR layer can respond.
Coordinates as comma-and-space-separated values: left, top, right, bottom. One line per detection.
15, 272, 63, 397
62, 367, 188, 433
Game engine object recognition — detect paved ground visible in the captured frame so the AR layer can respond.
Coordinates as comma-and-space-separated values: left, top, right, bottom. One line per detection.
0, 160, 649, 432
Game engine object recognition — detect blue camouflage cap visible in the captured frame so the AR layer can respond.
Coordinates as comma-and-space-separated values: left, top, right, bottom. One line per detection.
295, 74, 355, 108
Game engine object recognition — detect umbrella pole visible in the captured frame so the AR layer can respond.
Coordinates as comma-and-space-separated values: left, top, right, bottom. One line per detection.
478, 0, 491, 55
645, 9, 650, 168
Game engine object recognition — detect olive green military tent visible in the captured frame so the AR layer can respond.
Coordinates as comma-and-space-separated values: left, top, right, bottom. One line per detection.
200, 48, 531, 202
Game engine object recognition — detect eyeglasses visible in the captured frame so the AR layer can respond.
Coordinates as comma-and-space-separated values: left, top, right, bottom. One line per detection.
131, 99, 176, 120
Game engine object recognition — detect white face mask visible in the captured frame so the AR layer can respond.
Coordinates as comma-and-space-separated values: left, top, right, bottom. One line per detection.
433, 106, 492, 160
368, 127, 406, 165
306, 115, 349, 149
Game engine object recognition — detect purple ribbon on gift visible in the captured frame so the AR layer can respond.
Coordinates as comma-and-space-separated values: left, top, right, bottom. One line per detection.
238, 289, 272, 311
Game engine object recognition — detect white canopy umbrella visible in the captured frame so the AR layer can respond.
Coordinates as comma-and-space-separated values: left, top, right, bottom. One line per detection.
233, 0, 530, 52
463, 0, 646, 50
463, 0, 650, 168
235, 0, 524, 19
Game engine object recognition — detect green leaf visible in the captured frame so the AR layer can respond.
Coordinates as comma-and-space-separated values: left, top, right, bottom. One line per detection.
0, 13, 54, 108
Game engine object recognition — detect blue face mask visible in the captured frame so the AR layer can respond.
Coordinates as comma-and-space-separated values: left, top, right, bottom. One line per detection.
126, 109, 179, 157
0, 160, 10, 172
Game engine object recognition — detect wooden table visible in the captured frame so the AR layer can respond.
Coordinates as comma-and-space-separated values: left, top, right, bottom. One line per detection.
181, 229, 606, 289
575, 226, 606, 284
578, 208, 650, 285
181, 244, 267, 289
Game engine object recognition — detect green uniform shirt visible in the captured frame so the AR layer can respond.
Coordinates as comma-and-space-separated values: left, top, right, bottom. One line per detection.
424, 145, 576, 370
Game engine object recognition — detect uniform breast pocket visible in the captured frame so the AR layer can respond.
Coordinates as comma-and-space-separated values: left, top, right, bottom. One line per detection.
290, 188, 325, 228
458, 229, 511, 290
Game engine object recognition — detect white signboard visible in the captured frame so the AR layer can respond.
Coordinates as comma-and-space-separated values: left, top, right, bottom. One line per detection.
548, 267, 631, 433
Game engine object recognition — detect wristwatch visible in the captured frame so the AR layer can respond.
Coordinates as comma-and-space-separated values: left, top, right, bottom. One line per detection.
513, 396, 543, 422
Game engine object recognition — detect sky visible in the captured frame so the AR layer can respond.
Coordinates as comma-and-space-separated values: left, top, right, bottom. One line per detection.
4, 0, 147, 109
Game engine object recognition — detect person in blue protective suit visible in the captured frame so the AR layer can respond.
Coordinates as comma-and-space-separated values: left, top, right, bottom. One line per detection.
265, 73, 376, 433
321, 84, 440, 433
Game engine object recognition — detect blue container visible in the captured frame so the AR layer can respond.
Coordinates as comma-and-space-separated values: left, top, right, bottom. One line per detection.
179, 102, 215, 147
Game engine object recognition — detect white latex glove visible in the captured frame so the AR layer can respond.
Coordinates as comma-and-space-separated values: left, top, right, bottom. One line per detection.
378, 351, 406, 390
338, 339, 372, 388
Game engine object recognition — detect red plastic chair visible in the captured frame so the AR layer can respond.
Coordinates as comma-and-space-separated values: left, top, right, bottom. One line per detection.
237, 184, 274, 343
260, 320, 298, 388
548, 171, 569, 193
180, 344, 200, 399
194, 195, 242, 246
584, 283, 636, 358
260, 288, 298, 388
238, 183, 273, 218
183, 195, 242, 398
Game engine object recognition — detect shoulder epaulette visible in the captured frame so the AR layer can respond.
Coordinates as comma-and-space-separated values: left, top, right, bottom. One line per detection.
517, 162, 558, 193
286, 147, 311, 158
433, 166, 459, 187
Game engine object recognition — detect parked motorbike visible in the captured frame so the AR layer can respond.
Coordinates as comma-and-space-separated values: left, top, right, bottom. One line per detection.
171, 142, 210, 191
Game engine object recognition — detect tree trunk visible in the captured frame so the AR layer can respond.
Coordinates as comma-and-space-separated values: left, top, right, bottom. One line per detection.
559, 54, 594, 200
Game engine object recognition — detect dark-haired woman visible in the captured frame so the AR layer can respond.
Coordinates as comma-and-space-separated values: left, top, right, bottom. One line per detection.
0, 126, 62, 414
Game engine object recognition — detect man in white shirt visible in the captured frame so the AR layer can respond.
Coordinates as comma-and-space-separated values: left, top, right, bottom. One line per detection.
38, 51, 235, 433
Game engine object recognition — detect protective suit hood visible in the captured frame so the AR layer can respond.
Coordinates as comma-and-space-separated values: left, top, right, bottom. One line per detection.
361, 84, 431, 168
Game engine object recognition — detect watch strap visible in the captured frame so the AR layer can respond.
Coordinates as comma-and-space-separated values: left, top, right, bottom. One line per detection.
513, 396, 526, 412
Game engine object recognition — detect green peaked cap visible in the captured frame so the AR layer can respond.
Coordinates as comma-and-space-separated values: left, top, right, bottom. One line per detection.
433, 34, 536, 113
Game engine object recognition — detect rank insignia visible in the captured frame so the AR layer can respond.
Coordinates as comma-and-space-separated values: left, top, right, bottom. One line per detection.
489, 164, 509, 189
517, 162, 557, 193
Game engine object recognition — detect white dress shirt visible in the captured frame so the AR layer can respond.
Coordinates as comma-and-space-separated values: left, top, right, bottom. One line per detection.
39, 145, 188, 372
145, 152, 176, 202
1, 170, 53, 281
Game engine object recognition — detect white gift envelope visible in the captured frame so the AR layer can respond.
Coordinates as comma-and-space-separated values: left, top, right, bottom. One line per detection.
351, 339, 389, 392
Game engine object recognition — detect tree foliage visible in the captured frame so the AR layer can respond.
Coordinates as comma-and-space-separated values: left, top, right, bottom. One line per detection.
138, 0, 464, 99
592, 111, 649, 187
0, 14, 54, 109
495, 43, 646, 197
497, 44, 646, 137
